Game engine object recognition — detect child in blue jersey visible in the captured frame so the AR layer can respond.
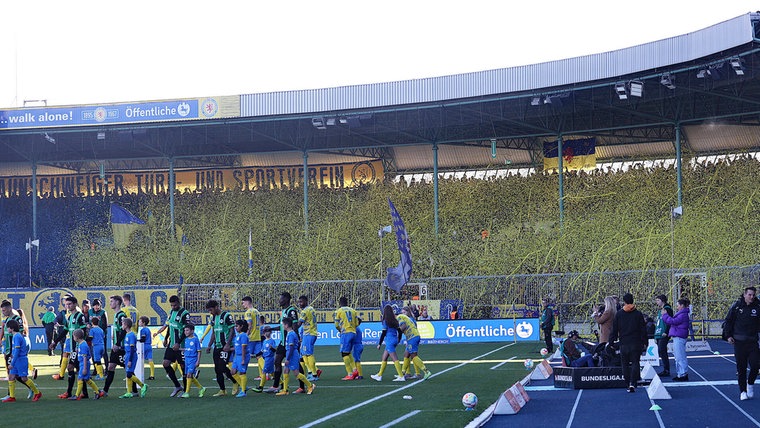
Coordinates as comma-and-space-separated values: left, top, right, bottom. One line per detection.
253, 326, 276, 393
120, 318, 148, 398
71, 328, 103, 400
231, 320, 250, 397
371, 305, 405, 382
89, 317, 106, 380
352, 319, 364, 380
276, 317, 314, 396
180, 324, 206, 398
3, 320, 41, 402
138, 316, 155, 380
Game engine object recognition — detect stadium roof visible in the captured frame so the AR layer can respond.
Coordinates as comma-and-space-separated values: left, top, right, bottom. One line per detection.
2, 13, 760, 175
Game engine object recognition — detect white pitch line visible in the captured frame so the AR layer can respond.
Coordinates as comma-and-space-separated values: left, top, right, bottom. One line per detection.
490, 356, 516, 370
690, 366, 760, 427
378, 410, 421, 428
299, 342, 517, 428
564, 389, 583, 428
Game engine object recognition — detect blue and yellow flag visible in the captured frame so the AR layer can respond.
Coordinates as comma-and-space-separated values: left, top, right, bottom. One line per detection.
385, 199, 412, 292
110, 203, 145, 248
543, 137, 596, 171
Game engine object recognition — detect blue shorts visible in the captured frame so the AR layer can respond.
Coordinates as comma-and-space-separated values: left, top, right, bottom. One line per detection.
9, 356, 28, 377
263, 357, 274, 374
93, 345, 105, 363
63, 338, 72, 353
249, 340, 262, 357
352, 344, 364, 363
78, 370, 91, 381
385, 335, 399, 353
285, 354, 301, 371
301, 335, 316, 356
339, 332, 355, 354
185, 358, 198, 374
405, 336, 420, 354
144, 346, 153, 360
232, 357, 250, 374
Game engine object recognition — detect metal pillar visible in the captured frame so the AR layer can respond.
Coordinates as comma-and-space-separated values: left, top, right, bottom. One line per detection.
675, 125, 683, 208
31, 162, 37, 239
557, 135, 565, 225
169, 158, 175, 238
432, 143, 439, 236
303, 151, 309, 236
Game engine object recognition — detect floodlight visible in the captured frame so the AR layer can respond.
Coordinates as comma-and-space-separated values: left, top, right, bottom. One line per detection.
97, 132, 106, 140
311, 117, 326, 130
696, 69, 707, 79
660, 73, 676, 89
530, 96, 542, 106
325, 117, 336, 126
730, 57, 745, 75
629, 80, 643, 97
614, 82, 628, 100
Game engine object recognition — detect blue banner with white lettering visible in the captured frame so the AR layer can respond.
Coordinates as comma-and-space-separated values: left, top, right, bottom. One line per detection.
0, 100, 200, 129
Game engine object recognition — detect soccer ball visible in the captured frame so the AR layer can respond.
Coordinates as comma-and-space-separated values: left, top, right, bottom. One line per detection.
524, 359, 534, 370
540, 348, 549, 357
462, 392, 478, 409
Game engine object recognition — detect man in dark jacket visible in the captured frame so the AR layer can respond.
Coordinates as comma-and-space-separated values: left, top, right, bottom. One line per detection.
540, 298, 555, 353
609, 293, 648, 393
724, 286, 760, 401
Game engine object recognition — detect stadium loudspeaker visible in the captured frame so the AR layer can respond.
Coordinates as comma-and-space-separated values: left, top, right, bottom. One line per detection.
640, 362, 657, 380
493, 382, 531, 415
529, 359, 553, 380
646, 374, 672, 400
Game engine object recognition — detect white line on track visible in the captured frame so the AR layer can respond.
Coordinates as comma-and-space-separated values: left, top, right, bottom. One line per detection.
299, 342, 517, 428
565, 389, 582, 428
490, 356, 516, 370
647, 396, 666, 428
690, 365, 760, 427
378, 410, 421, 428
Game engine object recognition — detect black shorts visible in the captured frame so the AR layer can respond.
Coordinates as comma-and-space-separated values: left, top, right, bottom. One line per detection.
276, 344, 286, 357
163, 347, 184, 364
213, 348, 231, 365
109, 349, 125, 367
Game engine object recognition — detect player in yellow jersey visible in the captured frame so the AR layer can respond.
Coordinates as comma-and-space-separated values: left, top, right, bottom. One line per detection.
122, 294, 140, 333
298, 295, 322, 381
334, 296, 359, 380
398, 306, 431, 380
242, 296, 266, 390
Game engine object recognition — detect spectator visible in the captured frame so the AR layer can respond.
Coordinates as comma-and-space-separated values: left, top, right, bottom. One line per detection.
662, 298, 691, 382
42, 306, 57, 356
609, 293, 647, 393
592, 296, 616, 344
723, 287, 760, 401
450, 306, 458, 320
417, 308, 431, 321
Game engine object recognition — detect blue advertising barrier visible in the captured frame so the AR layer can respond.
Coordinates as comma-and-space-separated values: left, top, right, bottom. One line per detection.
26, 318, 539, 351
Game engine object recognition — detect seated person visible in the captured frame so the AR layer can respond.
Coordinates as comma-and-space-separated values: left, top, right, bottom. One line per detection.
562, 330, 595, 367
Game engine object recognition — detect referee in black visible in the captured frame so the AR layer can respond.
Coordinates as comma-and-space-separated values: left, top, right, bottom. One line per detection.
724, 286, 760, 401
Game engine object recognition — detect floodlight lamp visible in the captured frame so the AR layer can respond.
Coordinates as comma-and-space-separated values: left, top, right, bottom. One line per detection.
311, 117, 326, 130
325, 117, 336, 126
614, 82, 628, 100
338, 116, 348, 124
730, 57, 745, 75
660, 73, 676, 89
696, 69, 707, 79
97, 132, 106, 140
530, 96, 542, 106
629, 80, 643, 97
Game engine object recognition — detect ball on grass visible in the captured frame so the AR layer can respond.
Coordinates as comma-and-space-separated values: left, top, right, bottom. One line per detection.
462, 392, 478, 410
524, 358, 534, 370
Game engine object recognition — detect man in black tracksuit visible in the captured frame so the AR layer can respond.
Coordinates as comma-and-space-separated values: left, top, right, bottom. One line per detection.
609, 292, 648, 393
724, 286, 760, 401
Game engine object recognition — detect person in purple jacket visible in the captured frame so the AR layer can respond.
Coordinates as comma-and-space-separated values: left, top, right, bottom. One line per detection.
662, 298, 691, 381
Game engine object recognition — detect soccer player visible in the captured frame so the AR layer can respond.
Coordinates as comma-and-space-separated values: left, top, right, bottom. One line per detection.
122, 293, 139, 333
15, 308, 38, 381
180, 324, 206, 398
2, 319, 41, 402
138, 316, 155, 380
69, 328, 102, 400
398, 306, 431, 380
60, 296, 88, 399
205, 299, 238, 396
265, 292, 300, 393
353, 318, 365, 380
89, 317, 106, 380
231, 320, 250, 397
254, 326, 277, 393
276, 318, 314, 396
102, 295, 128, 397
334, 296, 359, 380
120, 318, 148, 398
152, 295, 190, 397
371, 305, 405, 382
1, 300, 30, 398
298, 295, 321, 381
242, 296, 265, 385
